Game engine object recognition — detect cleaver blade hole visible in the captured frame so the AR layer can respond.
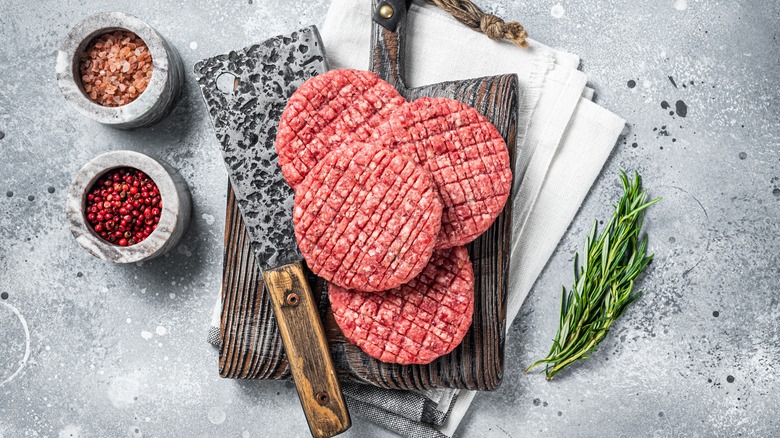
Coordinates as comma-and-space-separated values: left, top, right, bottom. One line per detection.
216, 72, 239, 94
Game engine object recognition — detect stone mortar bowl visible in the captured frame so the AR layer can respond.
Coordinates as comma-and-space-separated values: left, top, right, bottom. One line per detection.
67, 150, 191, 263
56, 12, 184, 129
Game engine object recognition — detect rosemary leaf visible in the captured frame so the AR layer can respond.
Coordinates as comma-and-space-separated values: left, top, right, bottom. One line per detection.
526, 171, 660, 380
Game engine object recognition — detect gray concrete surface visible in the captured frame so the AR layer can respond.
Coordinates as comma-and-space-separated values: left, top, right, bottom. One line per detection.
1, 0, 778, 437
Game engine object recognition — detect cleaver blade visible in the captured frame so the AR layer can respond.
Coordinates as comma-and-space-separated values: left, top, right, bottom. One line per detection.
195, 26, 350, 438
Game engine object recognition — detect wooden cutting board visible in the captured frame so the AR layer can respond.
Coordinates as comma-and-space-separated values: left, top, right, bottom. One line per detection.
218, 2, 518, 391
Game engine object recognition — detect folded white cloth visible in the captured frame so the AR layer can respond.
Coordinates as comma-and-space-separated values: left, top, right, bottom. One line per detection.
208, 1, 626, 437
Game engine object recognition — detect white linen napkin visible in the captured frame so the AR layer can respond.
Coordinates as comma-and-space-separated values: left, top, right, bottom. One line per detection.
208, 1, 626, 436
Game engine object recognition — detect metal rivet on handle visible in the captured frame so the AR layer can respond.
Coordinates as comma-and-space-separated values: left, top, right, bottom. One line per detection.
286, 292, 300, 307
315, 391, 330, 406
378, 4, 394, 19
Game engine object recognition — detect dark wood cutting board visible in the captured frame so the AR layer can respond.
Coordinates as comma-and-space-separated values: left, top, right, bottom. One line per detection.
218, 3, 519, 391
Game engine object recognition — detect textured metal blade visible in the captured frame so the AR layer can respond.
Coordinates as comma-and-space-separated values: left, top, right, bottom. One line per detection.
195, 26, 328, 270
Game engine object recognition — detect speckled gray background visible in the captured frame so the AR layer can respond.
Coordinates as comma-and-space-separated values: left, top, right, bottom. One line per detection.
1, 0, 779, 437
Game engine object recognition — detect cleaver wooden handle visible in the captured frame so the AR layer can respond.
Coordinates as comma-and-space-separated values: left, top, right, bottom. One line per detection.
263, 261, 351, 438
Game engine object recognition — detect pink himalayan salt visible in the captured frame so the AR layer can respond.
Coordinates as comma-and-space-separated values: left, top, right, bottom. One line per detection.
79, 31, 153, 107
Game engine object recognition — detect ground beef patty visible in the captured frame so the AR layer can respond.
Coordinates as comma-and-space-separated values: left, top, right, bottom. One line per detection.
329, 246, 474, 365
371, 97, 512, 249
293, 142, 442, 292
276, 69, 406, 187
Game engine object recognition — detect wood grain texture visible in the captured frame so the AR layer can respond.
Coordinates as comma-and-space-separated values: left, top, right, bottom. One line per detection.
263, 261, 350, 438
219, 185, 290, 380
218, 0, 518, 391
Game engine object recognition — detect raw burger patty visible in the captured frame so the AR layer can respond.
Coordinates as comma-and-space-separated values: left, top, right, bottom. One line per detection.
276, 69, 406, 187
371, 97, 512, 249
293, 142, 442, 292
329, 246, 475, 365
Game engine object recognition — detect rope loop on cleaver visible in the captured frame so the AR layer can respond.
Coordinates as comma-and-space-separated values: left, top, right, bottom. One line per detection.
426, 0, 529, 48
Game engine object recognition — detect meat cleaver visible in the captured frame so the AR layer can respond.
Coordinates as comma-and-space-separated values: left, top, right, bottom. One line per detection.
194, 27, 350, 438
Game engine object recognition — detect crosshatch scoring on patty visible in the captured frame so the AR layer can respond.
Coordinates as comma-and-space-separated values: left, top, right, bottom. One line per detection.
371, 97, 512, 249
293, 142, 442, 292
329, 246, 475, 365
276, 69, 406, 187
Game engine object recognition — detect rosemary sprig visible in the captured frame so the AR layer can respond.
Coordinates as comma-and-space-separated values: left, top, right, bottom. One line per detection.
526, 171, 661, 380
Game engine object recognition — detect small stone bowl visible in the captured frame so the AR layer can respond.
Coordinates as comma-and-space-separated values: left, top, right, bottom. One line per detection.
67, 150, 192, 263
56, 12, 184, 129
